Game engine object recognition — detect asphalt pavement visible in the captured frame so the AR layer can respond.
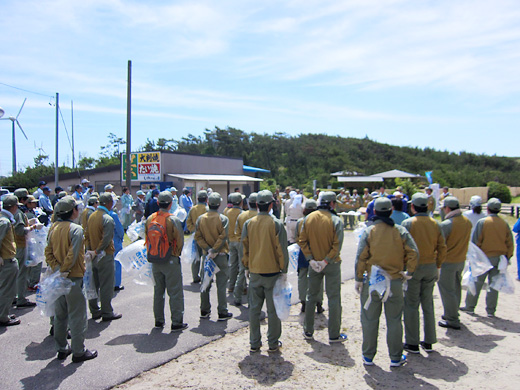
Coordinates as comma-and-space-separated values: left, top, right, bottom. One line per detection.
0, 230, 358, 390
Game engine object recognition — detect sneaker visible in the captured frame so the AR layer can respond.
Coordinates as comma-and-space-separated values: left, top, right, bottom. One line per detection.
0, 317, 21, 326
268, 341, 282, 352
487, 313, 496, 318
403, 343, 420, 354
459, 307, 474, 314
438, 320, 461, 330
316, 303, 325, 314
362, 356, 374, 366
329, 333, 348, 343
303, 331, 313, 340
420, 342, 433, 353
200, 311, 211, 319
231, 300, 242, 307
72, 349, 98, 363
390, 355, 407, 367
154, 321, 165, 328
57, 349, 72, 360
16, 301, 37, 308
218, 312, 233, 321
102, 313, 122, 322
250, 344, 262, 353
171, 323, 188, 332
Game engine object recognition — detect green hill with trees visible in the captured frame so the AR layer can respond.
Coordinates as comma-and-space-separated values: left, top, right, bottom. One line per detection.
2, 127, 519, 193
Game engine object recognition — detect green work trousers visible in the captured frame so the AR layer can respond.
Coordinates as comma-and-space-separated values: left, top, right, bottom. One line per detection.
438, 261, 465, 327
191, 243, 203, 282
201, 254, 229, 315
54, 277, 88, 356
465, 255, 501, 315
404, 263, 437, 345
360, 278, 404, 361
0, 259, 18, 322
248, 273, 281, 349
15, 247, 29, 304
304, 261, 342, 339
88, 253, 115, 317
152, 257, 185, 326
28, 262, 42, 288
297, 267, 323, 304
233, 245, 247, 303
227, 241, 240, 290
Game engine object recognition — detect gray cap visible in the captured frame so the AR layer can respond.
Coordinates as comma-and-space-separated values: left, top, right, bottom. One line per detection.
469, 195, 482, 207
26, 195, 38, 203
257, 190, 274, 205
370, 191, 379, 198
104, 184, 114, 190
487, 197, 501, 212
304, 199, 318, 210
14, 188, 28, 199
443, 196, 459, 209
136, 190, 144, 196
374, 197, 392, 212
158, 191, 173, 204
208, 192, 222, 207
197, 190, 208, 200
87, 196, 99, 205
229, 192, 243, 205
411, 193, 428, 208
2, 195, 20, 208
248, 192, 258, 204
58, 191, 68, 199
55, 195, 81, 215
320, 191, 336, 204
98, 193, 113, 205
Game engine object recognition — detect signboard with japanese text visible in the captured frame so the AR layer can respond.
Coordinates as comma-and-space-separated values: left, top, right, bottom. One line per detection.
122, 152, 161, 181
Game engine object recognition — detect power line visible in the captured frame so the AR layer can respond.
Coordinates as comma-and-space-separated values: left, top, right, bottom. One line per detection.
0, 81, 54, 99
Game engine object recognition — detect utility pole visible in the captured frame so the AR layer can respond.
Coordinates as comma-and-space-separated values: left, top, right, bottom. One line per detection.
55, 92, 59, 186
71, 100, 75, 169
125, 60, 132, 191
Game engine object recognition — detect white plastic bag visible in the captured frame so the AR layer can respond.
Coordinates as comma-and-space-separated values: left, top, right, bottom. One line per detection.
287, 243, 300, 274
127, 220, 145, 242
36, 269, 73, 317
466, 242, 493, 277
490, 256, 515, 294
273, 276, 292, 321
83, 259, 97, 299
181, 234, 198, 264
116, 240, 148, 277
201, 257, 220, 292
173, 207, 187, 222
25, 226, 49, 267
354, 222, 367, 246
132, 261, 155, 286
364, 265, 391, 310
461, 267, 477, 296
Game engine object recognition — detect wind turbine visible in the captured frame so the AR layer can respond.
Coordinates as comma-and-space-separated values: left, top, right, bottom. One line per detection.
0, 98, 29, 174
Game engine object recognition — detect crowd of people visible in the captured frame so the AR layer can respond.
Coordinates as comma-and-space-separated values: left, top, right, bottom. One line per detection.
0, 180, 517, 369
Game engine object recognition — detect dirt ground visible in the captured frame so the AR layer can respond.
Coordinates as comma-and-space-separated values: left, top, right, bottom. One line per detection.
115, 264, 520, 390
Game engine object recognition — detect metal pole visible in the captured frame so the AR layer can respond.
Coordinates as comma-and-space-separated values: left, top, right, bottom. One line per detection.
71, 100, 75, 169
126, 60, 132, 191
12, 120, 16, 174
55, 92, 59, 186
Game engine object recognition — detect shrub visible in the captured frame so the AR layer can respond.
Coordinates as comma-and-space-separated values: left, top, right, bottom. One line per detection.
487, 181, 511, 203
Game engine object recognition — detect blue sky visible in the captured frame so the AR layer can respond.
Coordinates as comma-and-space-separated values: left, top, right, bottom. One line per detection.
1, 0, 519, 177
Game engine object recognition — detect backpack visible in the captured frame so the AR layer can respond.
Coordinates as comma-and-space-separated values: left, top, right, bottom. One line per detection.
146, 211, 173, 263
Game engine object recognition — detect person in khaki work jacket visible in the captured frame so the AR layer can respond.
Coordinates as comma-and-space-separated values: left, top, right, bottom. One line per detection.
45, 196, 97, 363
81, 195, 99, 230
0, 195, 22, 326
299, 191, 347, 344
145, 191, 187, 332
85, 193, 122, 322
13, 188, 41, 307
462, 198, 514, 317
186, 190, 209, 283
401, 193, 447, 354
224, 193, 243, 293
195, 192, 232, 321
233, 192, 258, 306
437, 196, 472, 330
355, 197, 419, 367
242, 190, 288, 353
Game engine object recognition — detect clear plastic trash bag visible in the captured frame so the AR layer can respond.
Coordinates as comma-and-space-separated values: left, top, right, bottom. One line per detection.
273, 276, 292, 321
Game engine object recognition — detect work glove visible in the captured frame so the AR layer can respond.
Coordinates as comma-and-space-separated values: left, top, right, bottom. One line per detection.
309, 260, 321, 273
95, 250, 106, 260
207, 249, 217, 259
315, 260, 328, 273
34, 223, 44, 230
245, 269, 250, 279
399, 271, 413, 281
355, 281, 363, 295
28, 218, 38, 226
85, 250, 97, 262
